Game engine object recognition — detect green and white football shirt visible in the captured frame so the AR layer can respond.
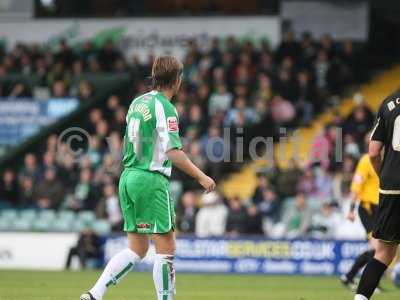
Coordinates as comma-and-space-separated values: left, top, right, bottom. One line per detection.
122, 90, 182, 177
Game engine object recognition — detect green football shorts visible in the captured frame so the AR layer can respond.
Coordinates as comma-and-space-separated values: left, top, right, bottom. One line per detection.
119, 168, 175, 234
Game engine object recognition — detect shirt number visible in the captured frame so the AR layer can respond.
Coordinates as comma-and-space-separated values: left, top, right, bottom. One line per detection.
392, 115, 400, 151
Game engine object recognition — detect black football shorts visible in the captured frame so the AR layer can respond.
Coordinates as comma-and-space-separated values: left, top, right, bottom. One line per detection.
373, 194, 400, 244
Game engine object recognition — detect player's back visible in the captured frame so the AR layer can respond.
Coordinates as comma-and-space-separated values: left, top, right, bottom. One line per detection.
122, 90, 182, 177
122, 91, 157, 170
371, 90, 400, 192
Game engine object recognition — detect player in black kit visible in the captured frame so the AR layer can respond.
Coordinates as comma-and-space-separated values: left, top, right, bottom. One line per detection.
355, 91, 400, 300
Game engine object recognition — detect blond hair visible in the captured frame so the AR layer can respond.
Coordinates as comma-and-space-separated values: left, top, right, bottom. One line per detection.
151, 55, 183, 89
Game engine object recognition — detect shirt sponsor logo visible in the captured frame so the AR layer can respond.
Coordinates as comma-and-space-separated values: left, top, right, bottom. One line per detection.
167, 117, 179, 132
137, 223, 151, 229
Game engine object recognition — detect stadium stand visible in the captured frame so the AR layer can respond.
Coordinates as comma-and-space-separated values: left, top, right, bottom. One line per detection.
222, 65, 400, 199
0, 32, 381, 238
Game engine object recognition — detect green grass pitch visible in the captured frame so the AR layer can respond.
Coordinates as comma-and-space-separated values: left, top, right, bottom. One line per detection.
0, 270, 399, 300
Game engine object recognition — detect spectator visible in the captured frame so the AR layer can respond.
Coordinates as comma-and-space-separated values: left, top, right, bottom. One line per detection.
94, 154, 120, 184
313, 164, 334, 201
77, 80, 94, 101
208, 83, 233, 116
270, 94, 296, 125
257, 188, 280, 223
72, 60, 84, 77
79, 41, 96, 66
97, 39, 121, 71
87, 136, 102, 168
176, 191, 198, 234
96, 184, 122, 232
320, 34, 335, 59
55, 39, 76, 69
252, 174, 269, 204
19, 176, 35, 208
19, 153, 40, 182
224, 97, 256, 127
309, 202, 341, 239
65, 229, 102, 269
0, 169, 19, 207
297, 168, 317, 197
333, 155, 356, 201
275, 67, 297, 102
282, 193, 311, 238
339, 40, 357, 84
42, 151, 57, 171
58, 153, 79, 192
245, 204, 263, 235
8, 82, 31, 98
225, 197, 247, 236
201, 126, 225, 180
314, 50, 331, 98
295, 71, 315, 124
344, 103, 374, 142
275, 159, 302, 198
47, 61, 71, 88
254, 73, 273, 103
33, 168, 64, 209
64, 168, 97, 211
343, 133, 360, 158
299, 32, 316, 69
195, 192, 227, 237
276, 30, 301, 62
52, 80, 67, 97
187, 141, 207, 172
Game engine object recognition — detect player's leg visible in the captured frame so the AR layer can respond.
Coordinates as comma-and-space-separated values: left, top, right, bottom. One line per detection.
85, 233, 148, 300
147, 172, 176, 300
81, 170, 148, 300
152, 231, 176, 300
343, 249, 375, 286
354, 195, 400, 299
342, 206, 376, 287
354, 240, 397, 299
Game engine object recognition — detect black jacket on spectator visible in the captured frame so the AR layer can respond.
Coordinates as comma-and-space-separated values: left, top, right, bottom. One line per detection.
226, 206, 247, 234
0, 181, 19, 206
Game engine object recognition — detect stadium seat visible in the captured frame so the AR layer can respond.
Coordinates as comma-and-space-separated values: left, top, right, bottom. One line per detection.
12, 219, 33, 231
78, 211, 96, 226
91, 220, 111, 235
52, 219, 73, 232
0, 209, 18, 220
0, 218, 11, 231
57, 210, 76, 222
19, 209, 37, 221
38, 209, 56, 220
32, 218, 52, 232
71, 219, 87, 232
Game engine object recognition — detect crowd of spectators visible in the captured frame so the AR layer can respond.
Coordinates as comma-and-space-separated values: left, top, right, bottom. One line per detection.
180, 96, 374, 239
0, 31, 371, 237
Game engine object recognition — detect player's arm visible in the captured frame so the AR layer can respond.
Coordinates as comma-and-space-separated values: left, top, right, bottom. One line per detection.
347, 158, 365, 221
167, 149, 216, 192
161, 103, 215, 192
369, 140, 383, 175
369, 104, 386, 175
347, 192, 359, 222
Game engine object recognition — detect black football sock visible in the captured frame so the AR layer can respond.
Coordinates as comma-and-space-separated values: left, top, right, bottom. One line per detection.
346, 249, 375, 282
356, 258, 387, 298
